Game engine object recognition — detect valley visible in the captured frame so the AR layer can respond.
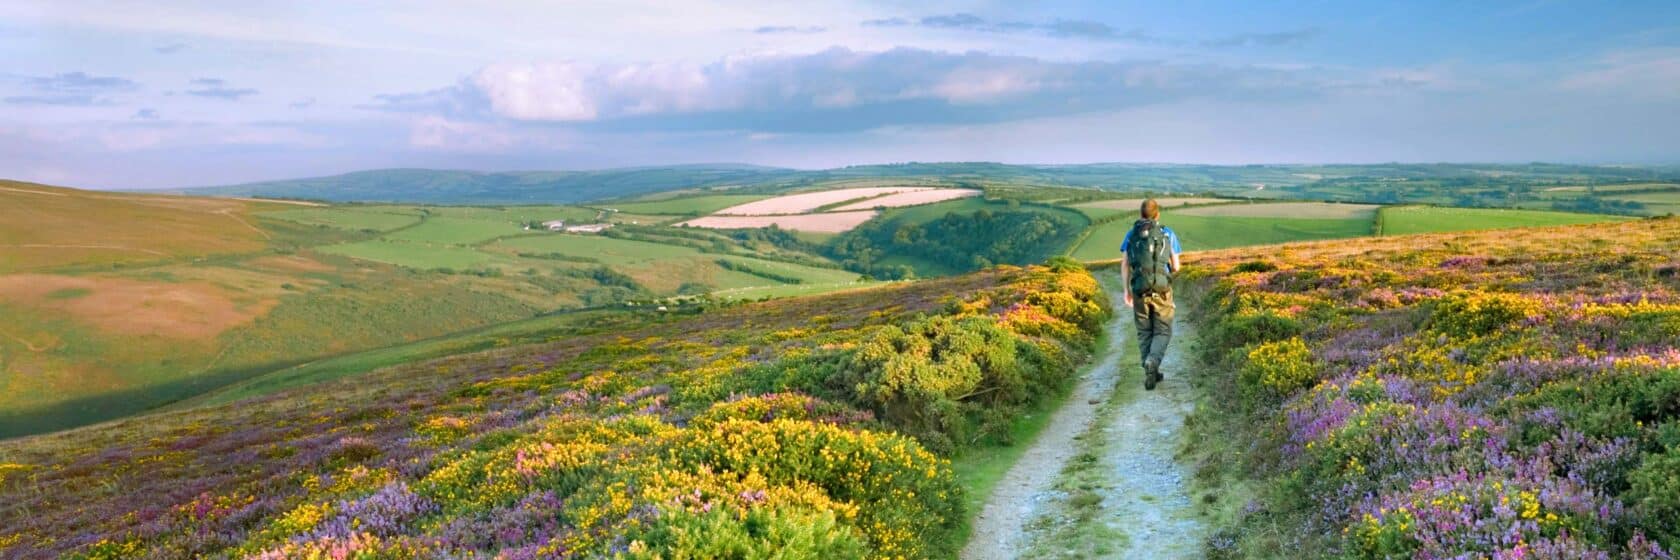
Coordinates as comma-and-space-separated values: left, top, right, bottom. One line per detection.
0, 173, 1643, 438
2, 168, 1675, 559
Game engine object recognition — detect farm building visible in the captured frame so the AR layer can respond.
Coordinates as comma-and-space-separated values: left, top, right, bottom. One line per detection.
564, 223, 612, 234
541, 220, 566, 231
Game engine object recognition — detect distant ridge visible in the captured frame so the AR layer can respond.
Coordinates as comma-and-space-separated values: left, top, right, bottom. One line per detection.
174, 162, 1680, 205
176, 164, 802, 205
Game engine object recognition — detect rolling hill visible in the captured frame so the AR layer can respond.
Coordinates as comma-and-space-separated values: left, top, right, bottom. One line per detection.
177, 163, 1680, 209
0, 181, 870, 438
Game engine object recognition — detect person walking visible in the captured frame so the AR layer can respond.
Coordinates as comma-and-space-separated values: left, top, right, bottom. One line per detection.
1120, 198, 1183, 390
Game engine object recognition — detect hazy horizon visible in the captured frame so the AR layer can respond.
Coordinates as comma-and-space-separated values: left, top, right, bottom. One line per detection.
5, 1, 1679, 189
68, 159, 1667, 193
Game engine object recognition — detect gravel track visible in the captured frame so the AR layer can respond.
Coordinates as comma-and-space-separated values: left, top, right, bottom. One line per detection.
963, 279, 1206, 559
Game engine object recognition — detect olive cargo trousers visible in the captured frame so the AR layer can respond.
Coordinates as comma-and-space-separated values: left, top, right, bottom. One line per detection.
1133, 291, 1174, 371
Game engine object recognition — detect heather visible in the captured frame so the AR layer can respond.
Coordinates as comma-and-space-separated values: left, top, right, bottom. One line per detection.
0, 261, 1108, 559
1184, 217, 1680, 558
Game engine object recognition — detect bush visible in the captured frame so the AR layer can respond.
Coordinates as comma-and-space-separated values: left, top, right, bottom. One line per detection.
657, 419, 961, 558
622, 506, 867, 560
1206, 311, 1303, 353
843, 316, 1027, 450
1507, 368, 1680, 442
1628, 450, 1680, 548
1429, 291, 1543, 338
691, 393, 869, 428
1239, 338, 1320, 401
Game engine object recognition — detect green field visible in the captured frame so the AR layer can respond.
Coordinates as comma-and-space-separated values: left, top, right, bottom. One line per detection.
1175, 201, 1378, 220
1071, 212, 1374, 260
405, 205, 596, 222
1603, 190, 1680, 215
608, 194, 770, 215
1378, 206, 1629, 235
259, 207, 422, 231
716, 256, 862, 285
316, 240, 498, 269
382, 216, 524, 244
494, 234, 701, 264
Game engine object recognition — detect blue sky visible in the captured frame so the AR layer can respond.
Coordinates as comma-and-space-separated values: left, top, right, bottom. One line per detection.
2, 0, 1677, 189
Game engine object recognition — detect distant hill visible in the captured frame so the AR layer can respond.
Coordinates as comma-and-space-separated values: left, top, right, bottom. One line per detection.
178, 162, 1680, 206
178, 164, 804, 204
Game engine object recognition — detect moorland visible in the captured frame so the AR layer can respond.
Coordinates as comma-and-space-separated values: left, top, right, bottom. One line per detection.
3, 161, 1678, 559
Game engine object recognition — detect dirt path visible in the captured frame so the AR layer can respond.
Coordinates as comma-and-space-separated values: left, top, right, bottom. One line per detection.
215, 209, 272, 240
963, 278, 1206, 559
961, 283, 1131, 560
1083, 322, 1206, 559
0, 244, 168, 256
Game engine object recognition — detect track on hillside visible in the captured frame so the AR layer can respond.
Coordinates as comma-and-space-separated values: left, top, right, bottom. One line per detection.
962, 275, 1207, 559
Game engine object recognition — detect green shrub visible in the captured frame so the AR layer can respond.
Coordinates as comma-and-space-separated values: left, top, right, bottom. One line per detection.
660, 419, 961, 558
1207, 311, 1303, 354
622, 507, 867, 560
1239, 338, 1320, 401
1429, 291, 1542, 339
1506, 368, 1680, 443
842, 315, 1028, 450
1627, 450, 1680, 548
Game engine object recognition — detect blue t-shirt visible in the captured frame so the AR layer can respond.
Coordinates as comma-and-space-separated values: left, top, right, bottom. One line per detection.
1121, 224, 1182, 271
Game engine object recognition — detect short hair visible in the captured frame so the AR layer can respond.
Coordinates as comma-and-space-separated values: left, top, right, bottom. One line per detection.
1141, 198, 1160, 220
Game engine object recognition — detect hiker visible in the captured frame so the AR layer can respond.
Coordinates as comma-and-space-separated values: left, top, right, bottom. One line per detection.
1120, 198, 1183, 390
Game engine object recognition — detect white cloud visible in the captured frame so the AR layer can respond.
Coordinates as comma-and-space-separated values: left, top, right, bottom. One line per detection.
404, 47, 1326, 130
1559, 47, 1680, 97
407, 115, 573, 152
472, 62, 600, 121
927, 66, 1044, 104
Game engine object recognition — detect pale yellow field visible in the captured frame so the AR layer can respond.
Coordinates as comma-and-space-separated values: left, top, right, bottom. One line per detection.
714, 187, 933, 215
677, 211, 880, 233
829, 188, 980, 211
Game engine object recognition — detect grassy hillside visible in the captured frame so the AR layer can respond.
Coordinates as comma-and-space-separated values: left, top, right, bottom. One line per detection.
0, 180, 288, 272
0, 185, 867, 438
1180, 217, 1680, 557
1378, 205, 1632, 235
832, 198, 1092, 278
0, 263, 1110, 559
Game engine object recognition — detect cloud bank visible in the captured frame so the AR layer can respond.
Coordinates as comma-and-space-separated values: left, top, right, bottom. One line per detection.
371, 47, 1324, 133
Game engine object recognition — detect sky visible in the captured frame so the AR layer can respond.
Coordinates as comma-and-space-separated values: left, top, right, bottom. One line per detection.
2, 1, 1678, 189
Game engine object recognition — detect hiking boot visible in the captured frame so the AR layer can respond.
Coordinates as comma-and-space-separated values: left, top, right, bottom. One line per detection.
1143, 364, 1158, 391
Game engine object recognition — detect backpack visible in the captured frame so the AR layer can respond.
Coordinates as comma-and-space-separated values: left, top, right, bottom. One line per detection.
1126, 219, 1174, 295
